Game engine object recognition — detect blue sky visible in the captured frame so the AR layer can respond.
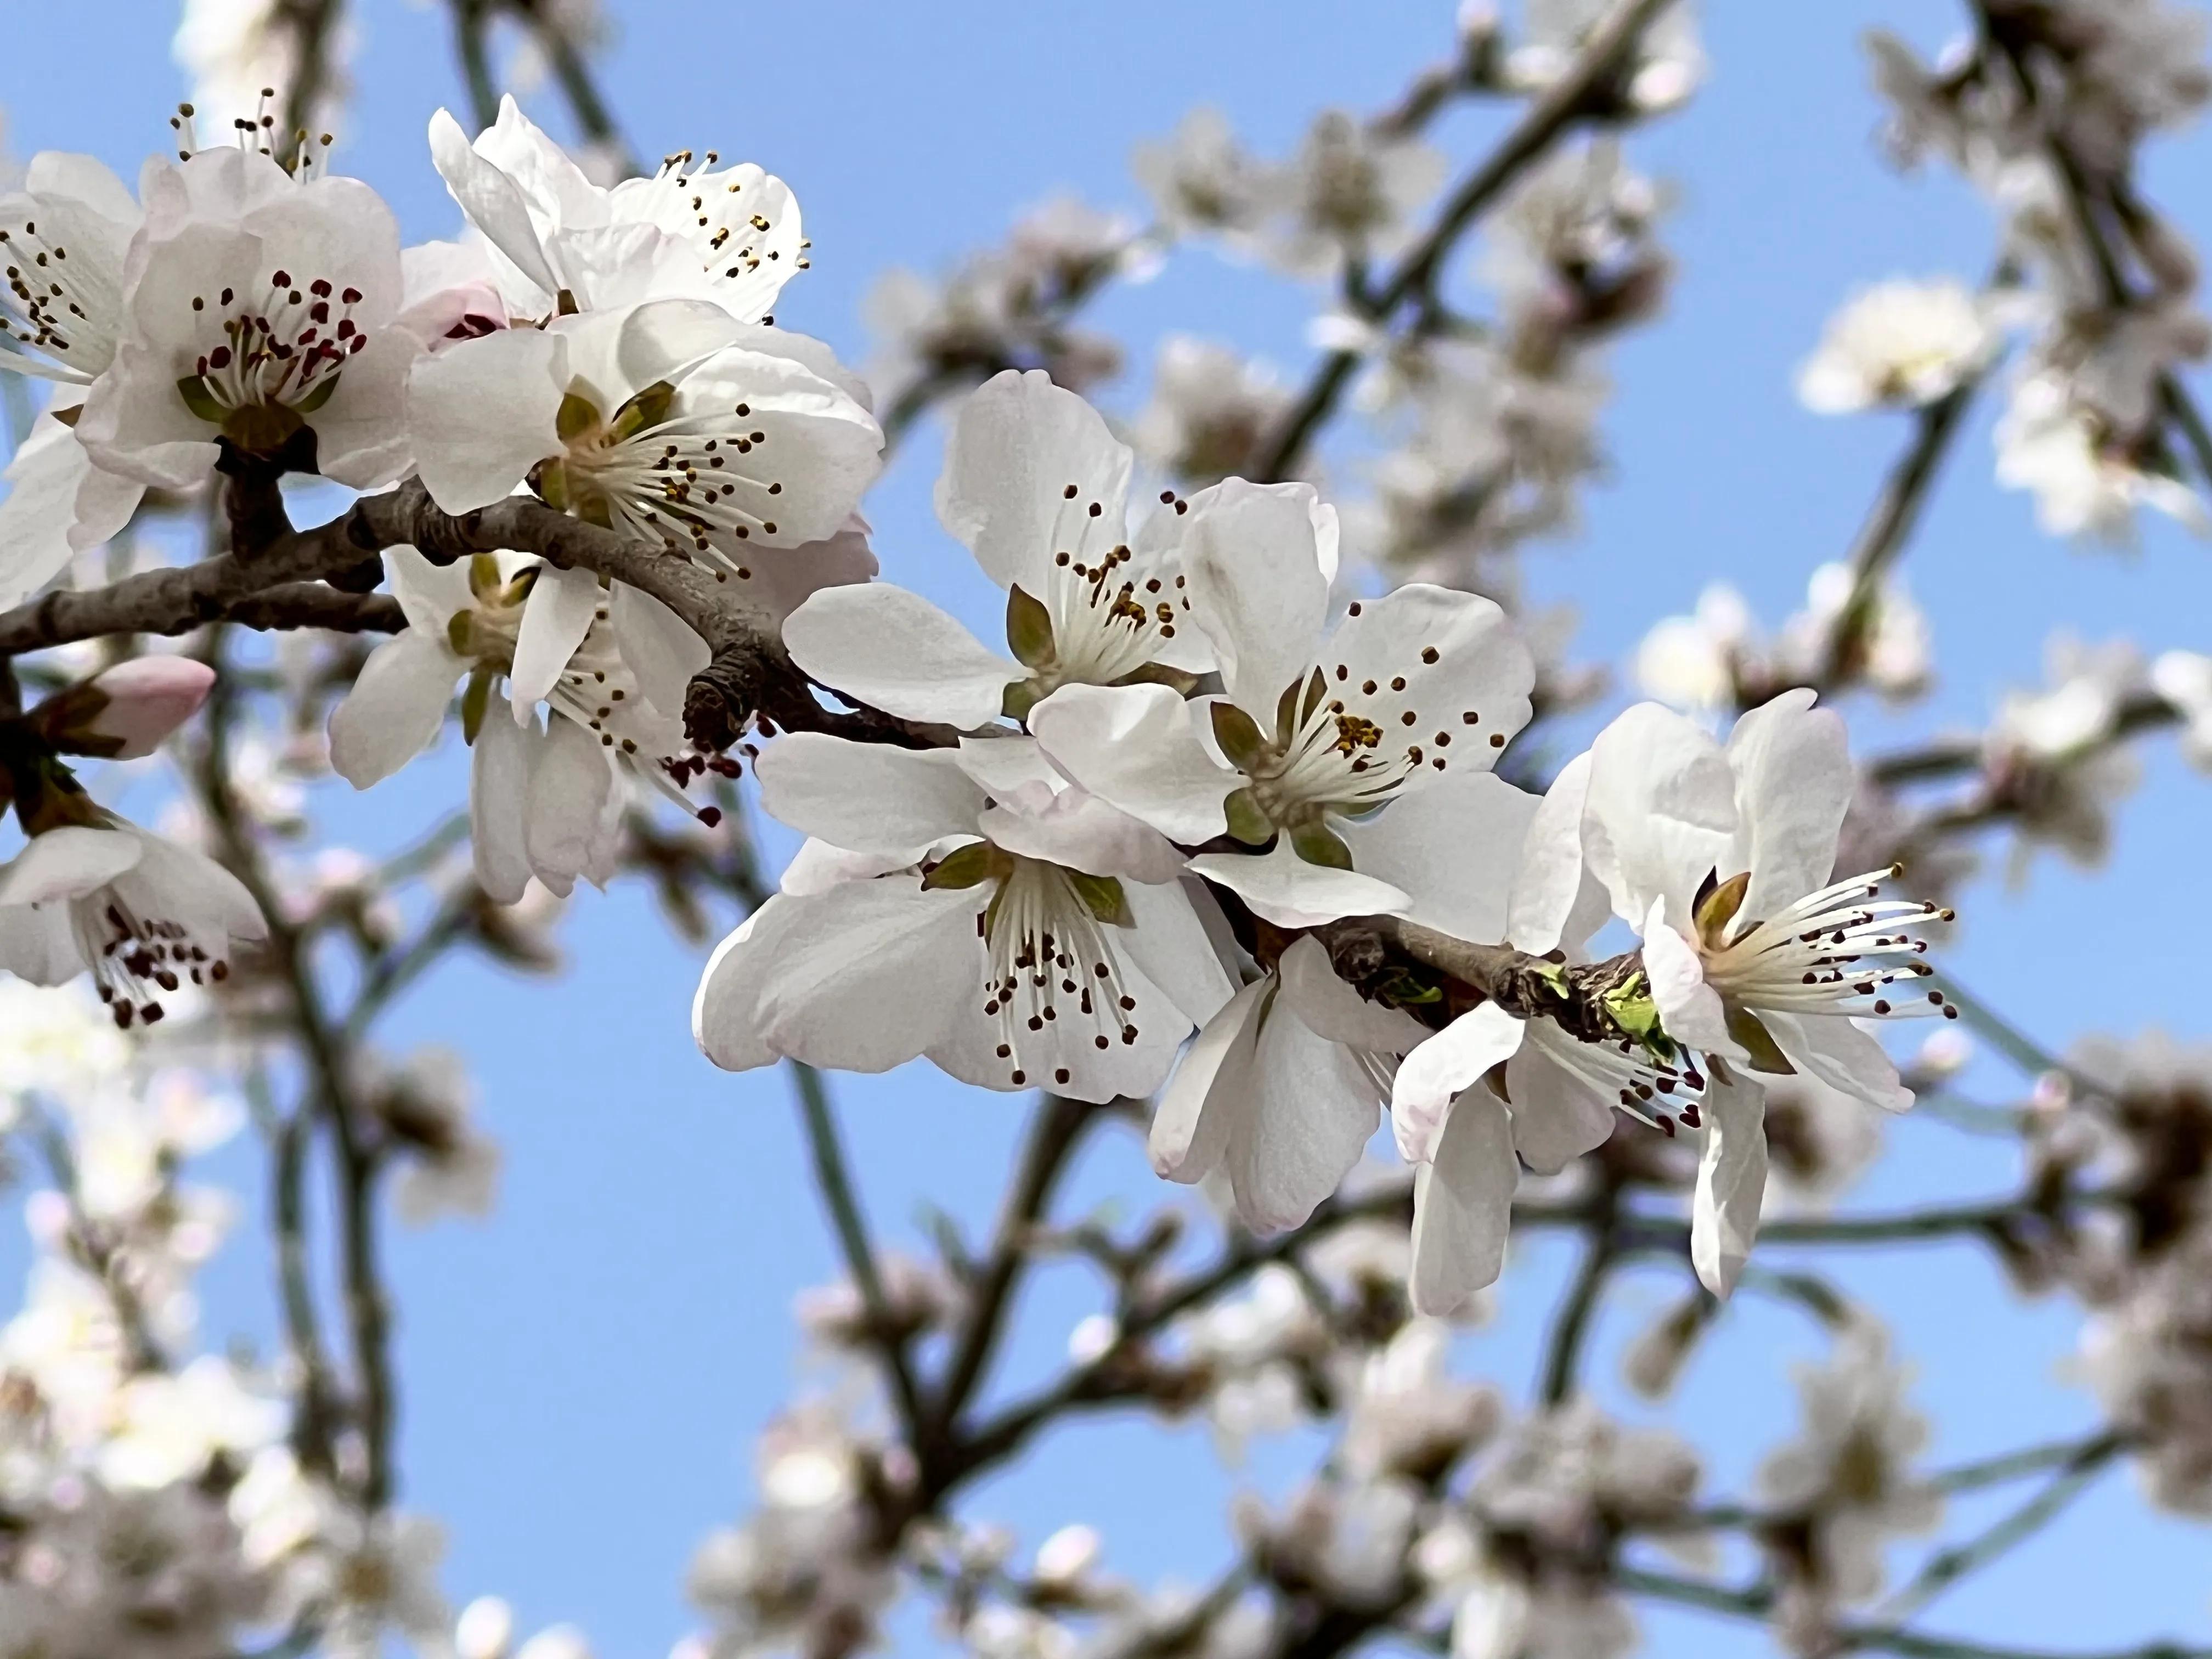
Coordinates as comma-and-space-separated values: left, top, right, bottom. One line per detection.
5, 2, 2212, 1654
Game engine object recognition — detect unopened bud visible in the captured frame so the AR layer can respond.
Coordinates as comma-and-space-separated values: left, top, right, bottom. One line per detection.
1034, 1523, 1102, 1587
455, 1597, 515, 1659
38, 657, 216, 760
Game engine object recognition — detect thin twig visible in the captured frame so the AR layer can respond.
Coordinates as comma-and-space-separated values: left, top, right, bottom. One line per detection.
789, 1058, 927, 1437
1537, 1180, 1621, 1403
1820, 375, 1983, 686
1255, 0, 1677, 481
930, 1092, 1100, 1447
450, 0, 503, 133
197, 626, 398, 1509
1863, 1433, 2127, 1632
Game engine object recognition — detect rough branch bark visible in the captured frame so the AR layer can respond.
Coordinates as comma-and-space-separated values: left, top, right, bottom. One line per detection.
1318, 913, 1647, 1042
0, 478, 939, 752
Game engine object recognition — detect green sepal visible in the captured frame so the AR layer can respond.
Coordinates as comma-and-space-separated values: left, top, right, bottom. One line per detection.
1006, 585, 1056, 670
468, 555, 505, 601
1068, 870, 1132, 928
1002, 679, 1043, 723
459, 666, 495, 745
292, 372, 341, 416
1695, 869, 1751, 949
1273, 675, 1304, 748
922, 842, 1002, 891
1299, 667, 1328, 725
528, 456, 571, 512
8, 754, 94, 837
1529, 958, 1572, 1002
176, 375, 227, 422
1288, 818, 1355, 871
1725, 1004, 1797, 1076
606, 380, 675, 443
446, 611, 476, 656
1601, 972, 1679, 1064
555, 390, 602, 443
219, 399, 304, 457
1209, 701, 1267, 772
1223, 787, 1274, 846
1113, 662, 1201, 696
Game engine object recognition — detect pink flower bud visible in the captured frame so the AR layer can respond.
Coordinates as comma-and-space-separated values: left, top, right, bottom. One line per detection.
82, 657, 216, 759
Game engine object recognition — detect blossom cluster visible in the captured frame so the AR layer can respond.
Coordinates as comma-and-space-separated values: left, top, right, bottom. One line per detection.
1798, 0, 2212, 544
692, 360, 1954, 1313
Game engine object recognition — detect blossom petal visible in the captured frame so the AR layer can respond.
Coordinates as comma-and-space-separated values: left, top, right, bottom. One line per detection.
385, 544, 488, 634
1391, 1002, 1524, 1164
754, 878, 978, 1073
75, 334, 218, 491
1338, 770, 1537, 944
1727, 688, 1852, 925
935, 368, 1132, 595
1582, 702, 1736, 930
1503, 1035, 1620, 1176
978, 787, 1184, 883
781, 583, 1018, 729
754, 732, 984, 857
1505, 751, 1609, 956
1325, 584, 1535, 783
328, 634, 458, 786
609, 581, 709, 719
645, 345, 882, 548
1121, 876, 1239, 1027
309, 328, 421, 490
1764, 1011, 1913, 1113
1229, 992, 1383, 1231
1183, 478, 1332, 721
1151, 976, 1268, 1182
68, 454, 146, 556
1691, 1070, 1769, 1297
470, 712, 536, 904
407, 326, 565, 514
1410, 1087, 1517, 1317
510, 563, 602, 718
693, 902, 798, 1071
1187, 840, 1409, 929
1276, 933, 1428, 1056
524, 715, 614, 890
427, 105, 565, 302
1029, 683, 1235, 844
0, 903, 88, 985
0, 417, 99, 607
780, 836, 949, 896
740, 512, 879, 626
1641, 900, 1739, 1058
123, 831, 264, 945
0, 826, 143, 907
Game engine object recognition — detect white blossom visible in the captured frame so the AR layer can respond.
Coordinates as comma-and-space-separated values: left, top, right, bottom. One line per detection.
1756, 1319, 1942, 1635
408, 296, 881, 584
428, 95, 802, 321
694, 733, 1234, 1102
1264, 110, 1444, 278
1797, 278, 1997, 413
1507, 0, 1705, 114
76, 146, 416, 492
1033, 477, 1532, 929
1132, 108, 1276, 241
783, 369, 1216, 729
0, 815, 264, 1029
326, 547, 701, 902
